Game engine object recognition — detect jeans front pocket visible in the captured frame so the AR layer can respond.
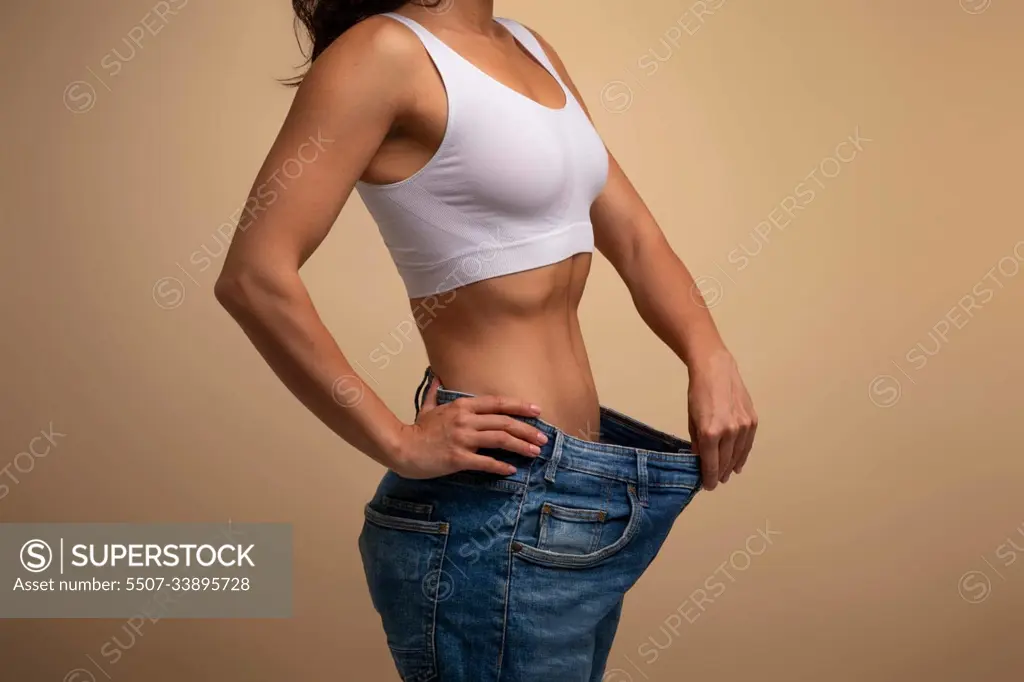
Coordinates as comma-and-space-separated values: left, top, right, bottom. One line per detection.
513, 483, 643, 570
359, 499, 450, 682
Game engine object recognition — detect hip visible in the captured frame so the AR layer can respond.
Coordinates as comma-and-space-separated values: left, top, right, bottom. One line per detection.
365, 380, 702, 571
358, 381, 703, 679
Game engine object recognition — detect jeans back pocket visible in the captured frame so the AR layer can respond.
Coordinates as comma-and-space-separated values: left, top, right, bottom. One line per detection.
359, 497, 450, 682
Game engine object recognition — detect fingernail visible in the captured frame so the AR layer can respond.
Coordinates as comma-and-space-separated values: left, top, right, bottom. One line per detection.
530, 445, 541, 455
506, 466, 517, 475
536, 433, 548, 444
529, 404, 541, 413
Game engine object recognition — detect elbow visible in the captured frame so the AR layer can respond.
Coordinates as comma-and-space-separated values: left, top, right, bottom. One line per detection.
213, 272, 247, 314
214, 265, 273, 317
214, 262, 300, 318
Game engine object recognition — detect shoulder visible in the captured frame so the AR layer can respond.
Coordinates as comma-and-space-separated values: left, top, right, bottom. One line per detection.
335, 14, 425, 55
303, 15, 428, 87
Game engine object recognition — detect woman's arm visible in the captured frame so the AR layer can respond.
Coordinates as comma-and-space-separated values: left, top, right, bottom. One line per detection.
215, 18, 547, 477
527, 28, 758, 490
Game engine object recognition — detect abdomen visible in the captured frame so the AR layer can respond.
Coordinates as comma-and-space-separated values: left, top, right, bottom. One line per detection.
415, 252, 600, 439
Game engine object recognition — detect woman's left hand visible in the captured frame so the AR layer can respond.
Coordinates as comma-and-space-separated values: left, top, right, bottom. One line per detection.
686, 348, 758, 491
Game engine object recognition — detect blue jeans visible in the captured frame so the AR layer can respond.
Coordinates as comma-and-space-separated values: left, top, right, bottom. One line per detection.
358, 369, 702, 681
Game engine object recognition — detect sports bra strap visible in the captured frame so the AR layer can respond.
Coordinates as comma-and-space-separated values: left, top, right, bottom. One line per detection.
381, 13, 564, 90
493, 17, 563, 85
379, 12, 462, 71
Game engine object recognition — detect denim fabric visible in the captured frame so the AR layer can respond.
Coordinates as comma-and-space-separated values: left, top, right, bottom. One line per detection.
359, 369, 702, 681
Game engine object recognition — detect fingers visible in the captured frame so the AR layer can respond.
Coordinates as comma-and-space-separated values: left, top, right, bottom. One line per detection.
701, 415, 756, 485
454, 451, 517, 476
466, 429, 542, 458
458, 395, 541, 418
468, 414, 548, 448
696, 430, 721, 492
420, 377, 440, 412
446, 401, 544, 458
717, 430, 738, 485
691, 413, 717, 492
733, 412, 758, 474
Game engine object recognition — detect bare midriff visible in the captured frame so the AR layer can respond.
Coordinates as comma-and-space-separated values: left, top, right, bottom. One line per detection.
412, 252, 601, 442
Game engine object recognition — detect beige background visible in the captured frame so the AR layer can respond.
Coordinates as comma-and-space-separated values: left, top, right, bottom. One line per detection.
2, 0, 1023, 680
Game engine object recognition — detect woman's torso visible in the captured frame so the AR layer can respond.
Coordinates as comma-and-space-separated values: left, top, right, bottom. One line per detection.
356, 12, 608, 437
413, 254, 599, 440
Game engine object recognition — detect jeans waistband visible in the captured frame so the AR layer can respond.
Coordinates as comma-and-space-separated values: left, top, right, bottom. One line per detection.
413, 367, 701, 497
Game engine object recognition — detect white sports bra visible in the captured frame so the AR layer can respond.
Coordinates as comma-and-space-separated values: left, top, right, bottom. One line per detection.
355, 13, 610, 298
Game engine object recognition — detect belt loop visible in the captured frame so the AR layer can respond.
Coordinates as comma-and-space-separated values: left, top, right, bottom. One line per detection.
544, 431, 564, 484
636, 450, 650, 507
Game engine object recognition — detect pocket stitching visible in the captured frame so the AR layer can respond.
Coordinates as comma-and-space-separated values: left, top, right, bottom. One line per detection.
513, 484, 642, 569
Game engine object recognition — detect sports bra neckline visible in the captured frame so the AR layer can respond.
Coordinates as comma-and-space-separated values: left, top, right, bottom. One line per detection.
382, 12, 570, 113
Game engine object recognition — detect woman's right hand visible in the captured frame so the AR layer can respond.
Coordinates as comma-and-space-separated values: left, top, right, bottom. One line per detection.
389, 377, 550, 479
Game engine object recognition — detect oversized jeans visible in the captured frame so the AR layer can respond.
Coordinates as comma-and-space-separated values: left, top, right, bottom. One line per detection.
359, 369, 702, 681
